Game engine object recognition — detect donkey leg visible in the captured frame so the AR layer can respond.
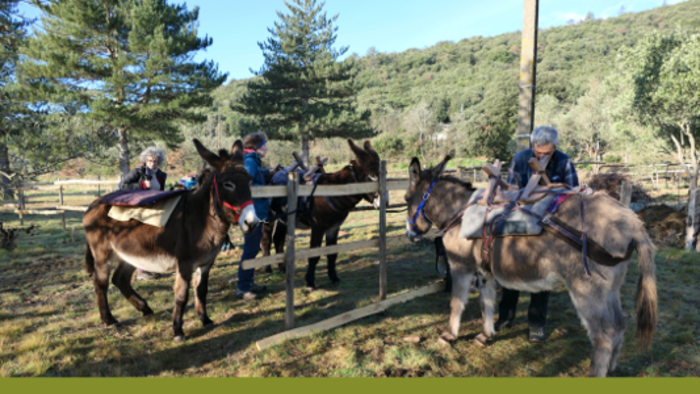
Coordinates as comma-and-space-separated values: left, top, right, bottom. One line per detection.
261, 221, 274, 274
92, 252, 117, 326
305, 228, 325, 290
273, 220, 287, 273
441, 269, 474, 342
172, 268, 192, 342
325, 226, 341, 284
569, 288, 618, 377
475, 278, 498, 346
111, 261, 154, 316
607, 294, 627, 374
192, 264, 214, 328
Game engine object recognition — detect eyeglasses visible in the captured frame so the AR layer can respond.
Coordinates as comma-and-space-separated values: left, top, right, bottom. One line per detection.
146, 159, 158, 164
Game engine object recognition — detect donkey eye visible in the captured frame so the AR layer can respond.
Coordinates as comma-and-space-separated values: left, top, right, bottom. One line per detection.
223, 181, 236, 191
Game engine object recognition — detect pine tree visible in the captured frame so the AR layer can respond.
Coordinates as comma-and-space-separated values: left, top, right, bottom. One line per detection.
0, 0, 29, 197
233, 0, 373, 164
20, 0, 226, 175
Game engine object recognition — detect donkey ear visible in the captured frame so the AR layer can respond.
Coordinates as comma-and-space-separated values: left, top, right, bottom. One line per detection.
431, 155, 452, 179
409, 157, 421, 187
348, 138, 367, 159
231, 140, 244, 161
363, 140, 374, 152
193, 139, 223, 169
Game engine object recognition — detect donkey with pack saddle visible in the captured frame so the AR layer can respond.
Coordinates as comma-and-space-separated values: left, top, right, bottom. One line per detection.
83, 139, 259, 341
259, 139, 383, 289
404, 155, 657, 377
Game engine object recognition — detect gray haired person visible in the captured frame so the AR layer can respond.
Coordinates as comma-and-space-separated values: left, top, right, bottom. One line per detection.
495, 126, 579, 342
119, 147, 168, 191
118, 147, 168, 281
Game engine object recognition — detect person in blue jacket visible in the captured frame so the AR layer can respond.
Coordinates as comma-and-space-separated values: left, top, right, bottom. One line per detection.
236, 132, 270, 301
494, 126, 579, 343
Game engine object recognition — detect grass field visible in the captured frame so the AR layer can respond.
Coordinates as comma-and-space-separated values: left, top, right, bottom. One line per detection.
1, 188, 699, 377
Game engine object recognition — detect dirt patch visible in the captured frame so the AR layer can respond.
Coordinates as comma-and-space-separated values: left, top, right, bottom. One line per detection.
636, 205, 687, 247
587, 172, 651, 202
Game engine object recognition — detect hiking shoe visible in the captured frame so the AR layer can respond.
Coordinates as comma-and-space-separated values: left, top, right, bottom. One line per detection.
136, 271, 159, 281
529, 327, 546, 343
494, 319, 514, 332
250, 283, 267, 294
236, 289, 257, 302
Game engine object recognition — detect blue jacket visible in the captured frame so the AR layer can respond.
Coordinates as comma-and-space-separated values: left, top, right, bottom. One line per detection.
244, 152, 270, 220
507, 149, 579, 189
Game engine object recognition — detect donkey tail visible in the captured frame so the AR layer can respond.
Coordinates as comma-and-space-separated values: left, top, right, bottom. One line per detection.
85, 243, 95, 277
634, 230, 657, 348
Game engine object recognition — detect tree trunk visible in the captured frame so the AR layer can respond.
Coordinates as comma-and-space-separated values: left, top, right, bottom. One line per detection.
118, 128, 131, 176
0, 140, 14, 199
301, 135, 310, 168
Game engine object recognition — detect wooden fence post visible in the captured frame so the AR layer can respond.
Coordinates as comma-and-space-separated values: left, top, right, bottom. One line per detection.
97, 175, 101, 197
620, 182, 632, 207
61, 211, 66, 231
18, 185, 24, 225
285, 171, 298, 330
686, 187, 699, 251
379, 161, 388, 300
71, 226, 75, 243
59, 185, 64, 206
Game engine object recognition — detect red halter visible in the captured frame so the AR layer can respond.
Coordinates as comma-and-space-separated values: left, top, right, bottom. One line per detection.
212, 173, 253, 222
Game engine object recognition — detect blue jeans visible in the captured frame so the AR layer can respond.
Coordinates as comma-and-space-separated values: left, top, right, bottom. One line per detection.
238, 224, 263, 292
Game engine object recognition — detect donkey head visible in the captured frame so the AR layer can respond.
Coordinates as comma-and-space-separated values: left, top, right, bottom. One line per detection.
405, 155, 451, 242
194, 139, 259, 234
348, 139, 385, 209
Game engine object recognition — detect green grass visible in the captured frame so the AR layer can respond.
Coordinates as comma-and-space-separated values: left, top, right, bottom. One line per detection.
1, 196, 699, 377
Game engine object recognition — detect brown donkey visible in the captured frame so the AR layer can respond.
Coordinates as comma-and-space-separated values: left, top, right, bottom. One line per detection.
404, 156, 657, 377
261, 139, 383, 289
83, 139, 258, 341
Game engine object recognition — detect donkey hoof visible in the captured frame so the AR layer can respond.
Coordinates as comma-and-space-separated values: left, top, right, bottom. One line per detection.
474, 333, 491, 348
173, 335, 185, 343
330, 278, 341, 285
142, 308, 154, 317
439, 331, 457, 342
201, 318, 214, 328
305, 286, 315, 292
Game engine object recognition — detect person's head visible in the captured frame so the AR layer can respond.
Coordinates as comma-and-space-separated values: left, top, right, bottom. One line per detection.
530, 126, 558, 159
139, 147, 165, 170
243, 131, 269, 158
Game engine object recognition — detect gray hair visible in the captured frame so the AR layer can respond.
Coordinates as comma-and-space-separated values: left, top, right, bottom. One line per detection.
530, 126, 559, 147
139, 146, 165, 167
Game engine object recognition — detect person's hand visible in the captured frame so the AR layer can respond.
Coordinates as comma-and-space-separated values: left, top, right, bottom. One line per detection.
144, 180, 152, 189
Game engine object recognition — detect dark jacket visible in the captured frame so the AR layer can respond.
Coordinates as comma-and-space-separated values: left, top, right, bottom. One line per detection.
244, 152, 270, 220
119, 164, 167, 191
507, 149, 579, 189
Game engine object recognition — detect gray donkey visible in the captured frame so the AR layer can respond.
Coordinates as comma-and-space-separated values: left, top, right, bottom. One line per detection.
404, 156, 657, 377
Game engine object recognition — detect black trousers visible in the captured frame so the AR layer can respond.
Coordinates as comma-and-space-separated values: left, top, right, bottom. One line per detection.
498, 288, 549, 329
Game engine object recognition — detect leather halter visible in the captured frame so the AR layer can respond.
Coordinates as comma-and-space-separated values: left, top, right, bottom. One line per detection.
212, 172, 253, 222
407, 179, 439, 234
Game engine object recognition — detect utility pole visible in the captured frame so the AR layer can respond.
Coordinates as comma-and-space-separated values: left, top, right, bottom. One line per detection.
516, 0, 539, 153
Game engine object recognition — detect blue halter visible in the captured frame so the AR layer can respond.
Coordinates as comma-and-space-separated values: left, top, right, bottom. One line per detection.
407, 179, 439, 234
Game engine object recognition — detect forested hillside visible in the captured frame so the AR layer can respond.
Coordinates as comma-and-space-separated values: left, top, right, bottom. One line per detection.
193, 1, 699, 164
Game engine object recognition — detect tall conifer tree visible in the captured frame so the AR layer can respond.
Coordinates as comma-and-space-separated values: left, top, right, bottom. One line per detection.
234, 0, 373, 164
20, 0, 226, 175
0, 0, 29, 196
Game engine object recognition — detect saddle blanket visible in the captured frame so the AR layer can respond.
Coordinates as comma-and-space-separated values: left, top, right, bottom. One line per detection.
459, 188, 567, 239
108, 195, 182, 227
101, 189, 188, 206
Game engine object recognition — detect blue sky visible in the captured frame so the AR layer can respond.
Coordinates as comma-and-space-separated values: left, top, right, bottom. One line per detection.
18, 0, 685, 82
